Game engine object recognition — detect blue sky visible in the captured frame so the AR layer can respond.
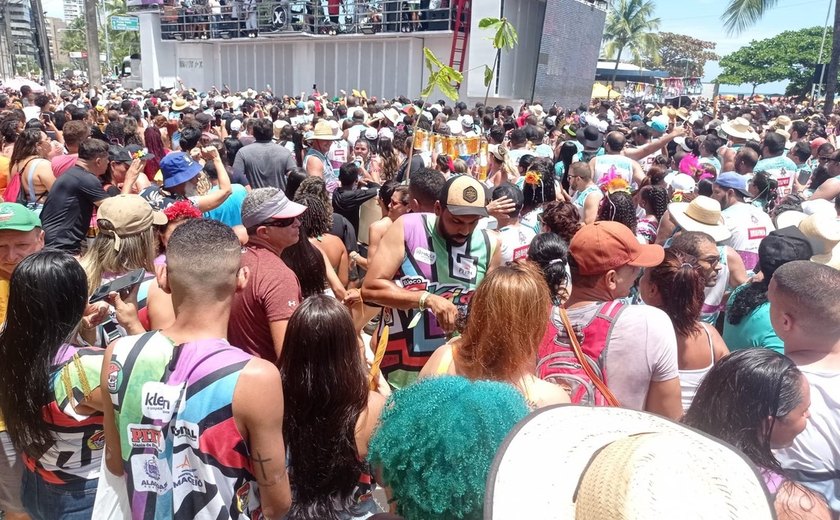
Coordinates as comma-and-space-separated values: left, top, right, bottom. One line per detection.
656, 0, 835, 93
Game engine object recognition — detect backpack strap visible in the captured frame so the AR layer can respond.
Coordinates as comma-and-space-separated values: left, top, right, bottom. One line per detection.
557, 306, 621, 407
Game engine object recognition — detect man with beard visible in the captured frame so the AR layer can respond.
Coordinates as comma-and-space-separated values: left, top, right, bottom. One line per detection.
362, 175, 502, 389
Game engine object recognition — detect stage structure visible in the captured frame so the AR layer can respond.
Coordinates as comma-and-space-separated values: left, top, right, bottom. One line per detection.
130, 0, 607, 105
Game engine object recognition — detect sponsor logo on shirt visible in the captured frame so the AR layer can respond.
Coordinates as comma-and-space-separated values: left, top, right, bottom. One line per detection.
131, 454, 172, 494
512, 245, 529, 262
747, 227, 767, 241
140, 382, 182, 421
87, 430, 106, 451
235, 482, 252, 514
128, 424, 164, 452
413, 247, 436, 265
106, 360, 123, 394
173, 453, 205, 492
170, 420, 199, 449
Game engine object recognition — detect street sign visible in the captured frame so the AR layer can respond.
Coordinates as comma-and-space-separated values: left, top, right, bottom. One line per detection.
110, 15, 140, 31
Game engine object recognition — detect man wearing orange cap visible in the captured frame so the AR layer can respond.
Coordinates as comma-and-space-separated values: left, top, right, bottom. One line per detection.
558, 221, 682, 420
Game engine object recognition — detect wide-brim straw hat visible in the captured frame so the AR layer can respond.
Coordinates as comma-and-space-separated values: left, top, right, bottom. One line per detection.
485, 406, 774, 520
775, 210, 807, 230
798, 213, 840, 265
721, 117, 759, 141
669, 196, 732, 243
305, 120, 341, 141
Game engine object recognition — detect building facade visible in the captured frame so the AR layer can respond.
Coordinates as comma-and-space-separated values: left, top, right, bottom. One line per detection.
63, 0, 83, 23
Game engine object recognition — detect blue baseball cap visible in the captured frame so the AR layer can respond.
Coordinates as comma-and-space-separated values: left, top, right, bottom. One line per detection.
647, 119, 667, 133
160, 152, 203, 188
715, 171, 751, 197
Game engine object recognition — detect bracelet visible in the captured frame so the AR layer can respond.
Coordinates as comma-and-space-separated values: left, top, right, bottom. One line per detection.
418, 291, 430, 311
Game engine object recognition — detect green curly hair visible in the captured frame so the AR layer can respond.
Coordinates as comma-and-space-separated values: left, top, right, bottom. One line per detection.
368, 376, 529, 520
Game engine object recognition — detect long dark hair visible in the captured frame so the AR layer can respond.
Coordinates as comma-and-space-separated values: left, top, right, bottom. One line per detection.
0, 251, 88, 457
527, 232, 570, 304
597, 191, 637, 231
278, 295, 368, 519
638, 185, 669, 220
10, 128, 45, 168
683, 349, 803, 473
281, 228, 328, 299
645, 250, 704, 337
522, 157, 556, 214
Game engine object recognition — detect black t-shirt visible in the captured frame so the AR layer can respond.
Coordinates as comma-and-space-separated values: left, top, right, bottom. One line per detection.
41, 166, 110, 253
396, 154, 425, 183
332, 184, 380, 235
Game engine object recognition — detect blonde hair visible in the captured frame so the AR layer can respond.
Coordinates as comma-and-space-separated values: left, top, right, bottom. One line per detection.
80, 225, 156, 295
491, 145, 517, 180
457, 262, 552, 382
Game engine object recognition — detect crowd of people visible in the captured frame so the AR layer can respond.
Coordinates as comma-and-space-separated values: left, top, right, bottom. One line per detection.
1, 81, 840, 519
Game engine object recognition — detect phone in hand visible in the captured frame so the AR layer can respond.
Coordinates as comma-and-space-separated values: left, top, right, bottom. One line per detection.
89, 268, 145, 304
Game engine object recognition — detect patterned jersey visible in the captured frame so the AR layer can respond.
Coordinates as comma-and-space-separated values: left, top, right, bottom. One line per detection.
108, 331, 262, 519
22, 344, 105, 485
377, 213, 495, 389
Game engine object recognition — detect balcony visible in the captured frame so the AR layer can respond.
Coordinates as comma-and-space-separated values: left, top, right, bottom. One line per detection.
158, 0, 461, 41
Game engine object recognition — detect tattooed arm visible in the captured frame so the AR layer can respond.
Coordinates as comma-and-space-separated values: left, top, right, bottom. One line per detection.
233, 358, 292, 519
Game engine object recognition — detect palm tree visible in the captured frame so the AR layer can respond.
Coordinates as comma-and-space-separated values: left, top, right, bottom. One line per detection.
723, 0, 840, 115
602, 0, 661, 88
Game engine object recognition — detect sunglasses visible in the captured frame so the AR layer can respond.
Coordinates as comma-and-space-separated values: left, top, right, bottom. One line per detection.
261, 217, 296, 228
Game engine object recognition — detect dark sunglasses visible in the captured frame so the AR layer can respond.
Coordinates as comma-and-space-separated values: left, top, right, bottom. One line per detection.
261, 217, 296, 228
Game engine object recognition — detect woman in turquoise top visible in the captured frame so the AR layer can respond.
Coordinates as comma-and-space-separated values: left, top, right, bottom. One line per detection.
723, 227, 812, 354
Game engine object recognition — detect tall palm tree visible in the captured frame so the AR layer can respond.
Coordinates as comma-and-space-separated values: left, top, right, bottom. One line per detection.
723, 0, 840, 115
602, 0, 661, 88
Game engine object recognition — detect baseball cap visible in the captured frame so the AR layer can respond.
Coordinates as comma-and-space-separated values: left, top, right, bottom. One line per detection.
108, 145, 133, 164
96, 195, 167, 251
126, 144, 154, 161
160, 152, 203, 188
757, 226, 813, 278
439, 175, 488, 217
570, 221, 664, 275
230, 119, 242, 132
0, 202, 41, 231
241, 189, 307, 229
715, 171, 751, 197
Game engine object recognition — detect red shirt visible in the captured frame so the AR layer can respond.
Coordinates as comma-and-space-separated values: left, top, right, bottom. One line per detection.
227, 245, 301, 362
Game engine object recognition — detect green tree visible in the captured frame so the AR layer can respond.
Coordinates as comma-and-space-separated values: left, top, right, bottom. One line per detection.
478, 17, 518, 107
716, 27, 832, 96
641, 32, 719, 77
602, 0, 661, 87
60, 0, 140, 76
723, 0, 840, 114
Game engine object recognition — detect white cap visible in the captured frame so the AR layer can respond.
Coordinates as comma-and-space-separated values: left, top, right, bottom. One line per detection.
669, 173, 696, 193
230, 119, 242, 132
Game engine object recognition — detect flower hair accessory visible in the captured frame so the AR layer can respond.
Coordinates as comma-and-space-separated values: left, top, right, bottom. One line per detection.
132, 148, 151, 160
524, 170, 542, 186
597, 166, 630, 194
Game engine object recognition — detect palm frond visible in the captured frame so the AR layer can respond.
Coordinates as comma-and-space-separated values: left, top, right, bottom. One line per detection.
722, 0, 778, 36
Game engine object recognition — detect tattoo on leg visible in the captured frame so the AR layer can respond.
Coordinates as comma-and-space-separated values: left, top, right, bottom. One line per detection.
251, 450, 272, 481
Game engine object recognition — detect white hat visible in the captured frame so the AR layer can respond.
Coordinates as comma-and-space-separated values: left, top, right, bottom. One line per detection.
379, 127, 394, 141
230, 119, 242, 132
721, 117, 759, 141
669, 172, 696, 193
774, 210, 807, 230
363, 127, 378, 140
446, 120, 464, 136
669, 196, 732, 242
596, 120, 609, 133
673, 136, 692, 153
485, 406, 774, 520
460, 114, 474, 128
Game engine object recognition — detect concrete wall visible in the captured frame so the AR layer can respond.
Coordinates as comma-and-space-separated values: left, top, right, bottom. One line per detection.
532, 0, 607, 110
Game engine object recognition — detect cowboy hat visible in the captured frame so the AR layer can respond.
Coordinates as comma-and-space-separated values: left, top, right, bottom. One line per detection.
720, 117, 759, 141
578, 125, 603, 149
669, 196, 732, 242
305, 120, 341, 141
485, 406, 774, 520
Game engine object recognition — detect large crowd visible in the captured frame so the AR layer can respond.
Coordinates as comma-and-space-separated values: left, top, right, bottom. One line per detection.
1, 81, 840, 519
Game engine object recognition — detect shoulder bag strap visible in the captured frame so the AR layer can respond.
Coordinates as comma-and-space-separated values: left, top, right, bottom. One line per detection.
557, 306, 621, 407
60, 353, 93, 405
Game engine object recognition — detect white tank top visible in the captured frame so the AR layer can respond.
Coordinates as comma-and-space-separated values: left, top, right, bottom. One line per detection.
679, 324, 715, 410
701, 246, 729, 324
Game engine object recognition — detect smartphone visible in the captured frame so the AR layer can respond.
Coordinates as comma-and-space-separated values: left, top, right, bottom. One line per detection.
89, 268, 146, 304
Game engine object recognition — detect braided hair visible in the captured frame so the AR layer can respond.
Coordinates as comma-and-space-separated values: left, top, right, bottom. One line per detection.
638, 185, 669, 220
596, 191, 637, 232
751, 171, 779, 214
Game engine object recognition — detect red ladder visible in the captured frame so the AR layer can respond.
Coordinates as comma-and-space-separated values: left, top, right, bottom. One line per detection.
448, 0, 471, 83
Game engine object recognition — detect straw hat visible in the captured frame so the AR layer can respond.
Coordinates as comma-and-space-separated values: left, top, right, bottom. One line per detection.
798, 214, 840, 267
305, 121, 341, 141
675, 107, 690, 121
485, 406, 774, 520
171, 98, 189, 111
528, 104, 546, 119
668, 196, 732, 242
774, 210, 807, 230
720, 117, 759, 141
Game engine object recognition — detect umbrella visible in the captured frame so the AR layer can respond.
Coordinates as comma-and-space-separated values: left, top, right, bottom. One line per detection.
592, 83, 620, 100
2, 78, 45, 93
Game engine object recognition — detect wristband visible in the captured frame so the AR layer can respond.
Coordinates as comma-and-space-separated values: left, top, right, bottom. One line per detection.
418, 291, 430, 311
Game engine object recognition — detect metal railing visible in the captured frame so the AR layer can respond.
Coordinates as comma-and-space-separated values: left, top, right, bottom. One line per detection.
159, 0, 463, 40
